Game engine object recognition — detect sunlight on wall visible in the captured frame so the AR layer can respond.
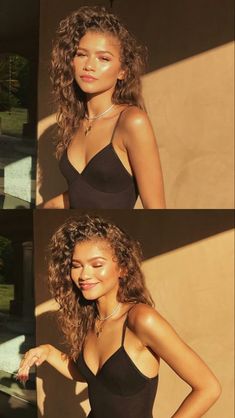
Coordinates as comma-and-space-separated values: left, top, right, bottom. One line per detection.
143, 229, 234, 417
38, 114, 56, 139
35, 298, 58, 316
143, 42, 234, 208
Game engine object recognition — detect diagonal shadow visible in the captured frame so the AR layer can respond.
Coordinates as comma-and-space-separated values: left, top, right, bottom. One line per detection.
34, 209, 234, 305
114, 0, 234, 72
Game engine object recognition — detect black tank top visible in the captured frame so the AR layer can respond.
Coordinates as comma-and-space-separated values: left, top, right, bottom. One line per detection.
76, 308, 159, 418
59, 110, 139, 209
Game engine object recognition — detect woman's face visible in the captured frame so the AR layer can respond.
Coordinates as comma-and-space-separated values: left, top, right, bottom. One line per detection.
70, 239, 121, 301
73, 30, 125, 96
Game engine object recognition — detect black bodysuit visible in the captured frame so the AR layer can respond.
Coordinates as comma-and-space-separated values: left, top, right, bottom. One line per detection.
59, 111, 139, 209
76, 311, 159, 418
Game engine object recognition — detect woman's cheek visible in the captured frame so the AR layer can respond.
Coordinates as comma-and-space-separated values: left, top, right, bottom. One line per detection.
70, 269, 78, 284
99, 62, 116, 75
97, 267, 108, 278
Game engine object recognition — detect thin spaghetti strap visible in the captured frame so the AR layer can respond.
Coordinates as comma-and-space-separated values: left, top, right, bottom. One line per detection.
121, 304, 137, 346
110, 106, 131, 143
121, 319, 128, 346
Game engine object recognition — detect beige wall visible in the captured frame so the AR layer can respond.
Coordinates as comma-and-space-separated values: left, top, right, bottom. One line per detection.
143, 42, 234, 208
144, 230, 234, 417
37, 0, 234, 208
34, 211, 234, 418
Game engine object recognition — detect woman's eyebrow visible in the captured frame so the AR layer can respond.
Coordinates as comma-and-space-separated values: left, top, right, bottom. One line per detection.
77, 47, 114, 56
72, 256, 107, 262
88, 256, 107, 261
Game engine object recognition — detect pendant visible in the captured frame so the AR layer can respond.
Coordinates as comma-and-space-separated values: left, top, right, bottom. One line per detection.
95, 323, 103, 338
84, 125, 92, 136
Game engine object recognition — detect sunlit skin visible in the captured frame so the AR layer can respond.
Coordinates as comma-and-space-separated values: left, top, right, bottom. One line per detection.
70, 240, 159, 378
70, 240, 122, 312
43, 31, 166, 209
73, 31, 125, 104
17, 240, 221, 417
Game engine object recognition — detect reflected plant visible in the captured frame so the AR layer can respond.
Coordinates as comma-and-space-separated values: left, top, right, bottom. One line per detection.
0, 236, 13, 283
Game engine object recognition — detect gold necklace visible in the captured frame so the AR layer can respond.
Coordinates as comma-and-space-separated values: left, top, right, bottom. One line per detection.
84, 104, 115, 136
95, 302, 121, 338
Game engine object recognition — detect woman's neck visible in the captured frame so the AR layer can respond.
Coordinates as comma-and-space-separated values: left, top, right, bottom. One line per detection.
96, 297, 121, 319
85, 92, 115, 119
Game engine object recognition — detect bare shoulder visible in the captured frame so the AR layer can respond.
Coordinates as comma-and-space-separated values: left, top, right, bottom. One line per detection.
127, 303, 174, 346
120, 106, 150, 130
118, 106, 155, 148
128, 303, 164, 332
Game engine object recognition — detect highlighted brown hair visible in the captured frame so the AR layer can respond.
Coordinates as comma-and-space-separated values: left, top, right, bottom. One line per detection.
51, 6, 147, 158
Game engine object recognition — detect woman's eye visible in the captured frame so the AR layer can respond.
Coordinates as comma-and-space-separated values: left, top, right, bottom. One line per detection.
71, 264, 81, 269
100, 57, 110, 61
92, 264, 103, 268
76, 53, 86, 57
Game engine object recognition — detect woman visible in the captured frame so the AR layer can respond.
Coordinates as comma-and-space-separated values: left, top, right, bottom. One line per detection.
43, 6, 165, 209
17, 215, 221, 418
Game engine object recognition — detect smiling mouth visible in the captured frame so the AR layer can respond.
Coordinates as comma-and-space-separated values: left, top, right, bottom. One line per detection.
79, 283, 98, 291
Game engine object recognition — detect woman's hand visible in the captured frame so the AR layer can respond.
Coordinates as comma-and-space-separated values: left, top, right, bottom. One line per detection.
17, 344, 85, 382
16, 344, 51, 383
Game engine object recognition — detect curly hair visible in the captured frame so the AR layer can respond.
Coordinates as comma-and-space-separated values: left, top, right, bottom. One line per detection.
48, 214, 154, 360
51, 6, 147, 157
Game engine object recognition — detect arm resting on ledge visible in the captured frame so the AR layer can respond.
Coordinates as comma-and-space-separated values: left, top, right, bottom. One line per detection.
17, 344, 84, 382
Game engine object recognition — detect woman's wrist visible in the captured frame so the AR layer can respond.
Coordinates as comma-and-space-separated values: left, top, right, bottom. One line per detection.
37, 343, 53, 362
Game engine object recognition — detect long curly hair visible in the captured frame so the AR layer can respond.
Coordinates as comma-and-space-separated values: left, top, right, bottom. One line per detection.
51, 6, 147, 158
48, 214, 154, 360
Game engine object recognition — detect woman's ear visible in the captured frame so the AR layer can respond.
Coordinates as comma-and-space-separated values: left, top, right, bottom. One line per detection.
119, 266, 127, 279
117, 69, 126, 81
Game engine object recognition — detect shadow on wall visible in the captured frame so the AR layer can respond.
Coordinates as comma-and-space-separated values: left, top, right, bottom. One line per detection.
0, 394, 37, 418
34, 209, 235, 305
36, 311, 88, 418
37, 123, 67, 204
114, 0, 234, 72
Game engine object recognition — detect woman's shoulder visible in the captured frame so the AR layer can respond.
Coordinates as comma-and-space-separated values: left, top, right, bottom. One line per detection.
127, 303, 160, 329
120, 105, 150, 129
118, 105, 154, 148
127, 303, 169, 343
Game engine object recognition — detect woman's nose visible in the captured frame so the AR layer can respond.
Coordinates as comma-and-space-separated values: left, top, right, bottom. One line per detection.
79, 265, 91, 280
83, 57, 95, 71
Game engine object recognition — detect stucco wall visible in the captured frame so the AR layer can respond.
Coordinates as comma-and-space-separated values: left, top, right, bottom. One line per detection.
37, 0, 234, 208
34, 210, 234, 418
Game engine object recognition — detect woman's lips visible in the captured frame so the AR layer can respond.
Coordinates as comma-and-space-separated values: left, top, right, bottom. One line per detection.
79, 282, 98, 291
80, 75, 98, 82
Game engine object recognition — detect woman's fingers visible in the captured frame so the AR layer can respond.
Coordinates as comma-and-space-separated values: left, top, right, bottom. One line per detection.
16, 348, 43, 382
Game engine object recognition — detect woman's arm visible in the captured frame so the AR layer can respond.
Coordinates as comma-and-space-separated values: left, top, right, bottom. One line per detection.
42, 191, 70, 209
129, 304, 221, 418
122, 108, 166, 208
17, 344, 84, 382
